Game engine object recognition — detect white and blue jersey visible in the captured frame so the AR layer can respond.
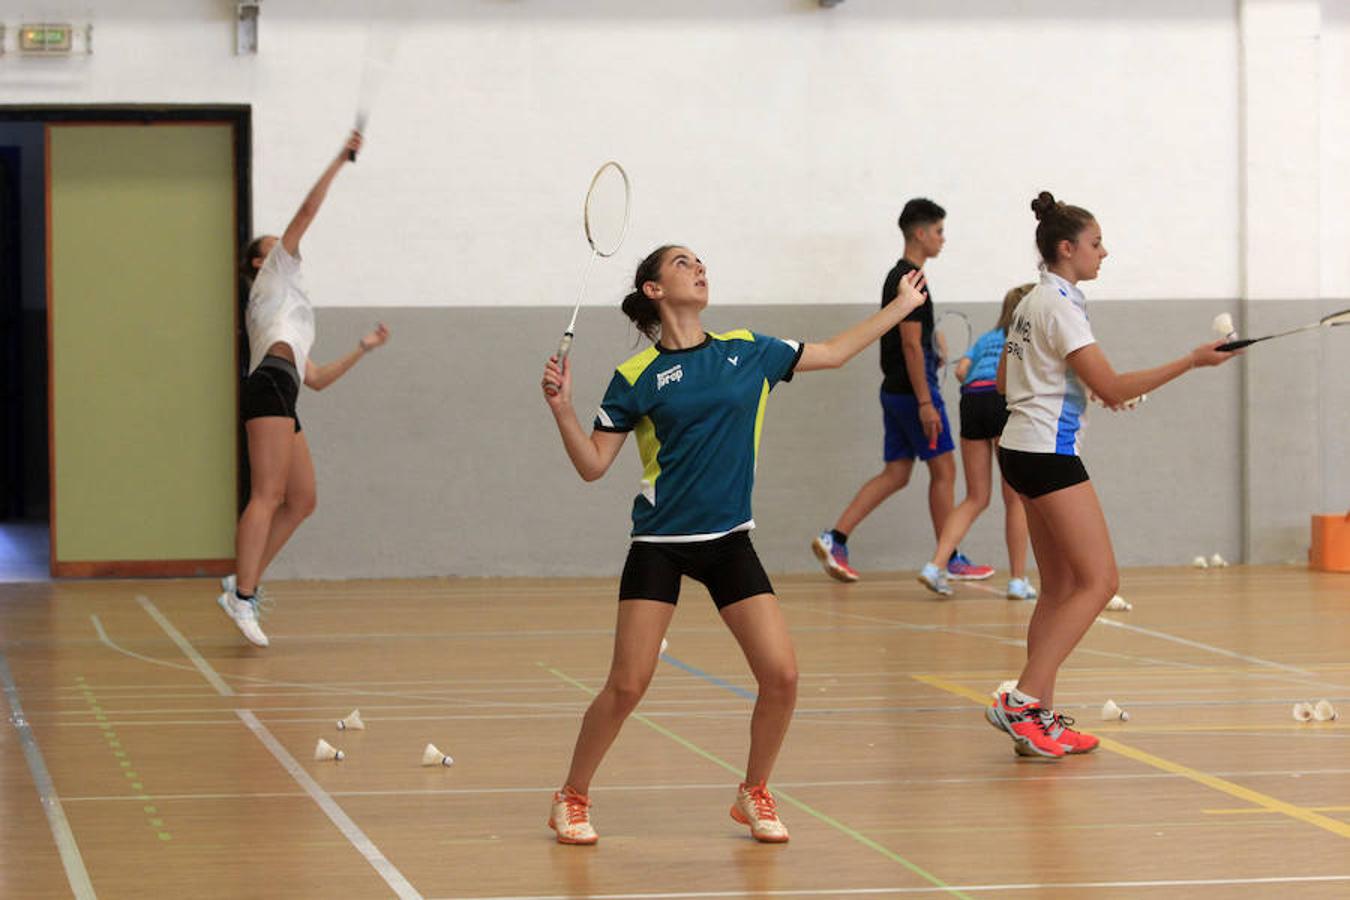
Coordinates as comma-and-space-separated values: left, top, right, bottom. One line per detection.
594, 330, 803, 541
999, 272, 1097, 456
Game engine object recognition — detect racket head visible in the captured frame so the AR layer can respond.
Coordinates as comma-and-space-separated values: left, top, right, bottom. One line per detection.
1321, 307, 1350, 328
582, 161, 632, 258
932, 311, 973, 384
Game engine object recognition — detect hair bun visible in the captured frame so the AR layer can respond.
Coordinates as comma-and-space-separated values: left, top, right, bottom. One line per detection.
1030, 191, 1057, 220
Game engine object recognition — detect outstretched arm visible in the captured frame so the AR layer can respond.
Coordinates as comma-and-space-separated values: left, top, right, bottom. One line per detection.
303, 323, 389, 391
542, 355, 628, 482
796, 269, 927, 373
280, 131, 363, 257
1067, 340, 1236, 407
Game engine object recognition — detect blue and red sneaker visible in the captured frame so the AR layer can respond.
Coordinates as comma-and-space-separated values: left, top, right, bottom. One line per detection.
948, 552, 994, 581
812, 531, 859, 583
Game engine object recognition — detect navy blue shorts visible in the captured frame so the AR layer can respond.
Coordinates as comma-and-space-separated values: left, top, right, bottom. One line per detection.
881, 388, 954, 461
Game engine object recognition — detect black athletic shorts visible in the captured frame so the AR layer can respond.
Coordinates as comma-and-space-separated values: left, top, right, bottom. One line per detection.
997, 446, 1089, 499
959, 389, 1009, 441
619, 531, 774, 610
242, 355, 302, 433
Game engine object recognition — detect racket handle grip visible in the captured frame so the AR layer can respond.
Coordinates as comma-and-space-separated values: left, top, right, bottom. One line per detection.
556, 332, 574, 363
347, 149, 358, 162
1216, 339, 1252, 351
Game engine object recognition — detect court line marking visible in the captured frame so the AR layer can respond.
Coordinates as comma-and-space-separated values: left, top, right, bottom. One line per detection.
543, 663, 971, 900
134, 597, 235, 696
913, 674, 1350, 840
124, 602, 425, 897
432, 873, 1350, 898
236, 710, 422, 899
0, 650, 97, 899
1206, 804, 1350, 816
1091, 617, 1325, 678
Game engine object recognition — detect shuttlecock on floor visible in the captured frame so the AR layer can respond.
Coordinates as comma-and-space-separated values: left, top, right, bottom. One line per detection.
314, 738, 344, 761
1313, 700, 1339, 722
1101, 699, 1125, 721
421, 743, 453, 767
337, 709, 364, 731
1192, 556, 1209, 569
1105, 594, 1132, 611
1212, 312, 1236, 340
1208, 553, 1228, 568
1292, 702, 1316, 722
991, 678, 1019, 700
660, 637, 669, 654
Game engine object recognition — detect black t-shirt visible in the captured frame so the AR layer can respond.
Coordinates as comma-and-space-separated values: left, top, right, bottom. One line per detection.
879, 258, 937, 395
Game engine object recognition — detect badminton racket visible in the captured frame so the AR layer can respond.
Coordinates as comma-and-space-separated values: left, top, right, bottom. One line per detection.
932, 311, 972, 388
350, 26, 398, 161
546, 161, 632, 394
1217, 307, 1350, 352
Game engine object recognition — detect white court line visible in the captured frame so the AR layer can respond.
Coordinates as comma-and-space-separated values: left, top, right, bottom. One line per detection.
236, 710, 422, 899
434, 873, 1350, 898
1091, 617, 1323, 677
135, 596, 234, 696
0, 650, 97, 899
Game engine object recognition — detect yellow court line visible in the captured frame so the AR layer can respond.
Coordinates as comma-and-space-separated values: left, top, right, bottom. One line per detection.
1205, 806, 1350, 817
912, 674, 1350, 841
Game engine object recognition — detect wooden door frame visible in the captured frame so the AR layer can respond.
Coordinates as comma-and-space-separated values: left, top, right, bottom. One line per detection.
0, 105, 251, 578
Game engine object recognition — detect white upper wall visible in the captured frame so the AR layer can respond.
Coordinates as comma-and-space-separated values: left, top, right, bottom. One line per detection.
1323, 5, 1349, 299
2, 1, 1244, 308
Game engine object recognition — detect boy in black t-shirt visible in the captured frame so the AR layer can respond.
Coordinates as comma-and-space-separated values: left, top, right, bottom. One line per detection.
812, 198, 992, 587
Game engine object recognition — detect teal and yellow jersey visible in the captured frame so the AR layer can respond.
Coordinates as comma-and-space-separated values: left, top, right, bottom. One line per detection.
594, 329, 803, 541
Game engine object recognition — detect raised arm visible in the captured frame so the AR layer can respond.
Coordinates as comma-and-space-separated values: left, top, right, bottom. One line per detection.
796, 269, 927, 373
1066, 339, 1236, 407
541, 356, 628, 482
303, 323, 389, 391
280, 131, 363, 257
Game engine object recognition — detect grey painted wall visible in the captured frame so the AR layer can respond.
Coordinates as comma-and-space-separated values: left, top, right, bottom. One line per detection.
263, 296, 1315, 581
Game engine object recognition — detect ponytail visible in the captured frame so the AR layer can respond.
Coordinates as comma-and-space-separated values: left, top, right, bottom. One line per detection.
622, 244, 677, 342
1031, 191, 1095, 266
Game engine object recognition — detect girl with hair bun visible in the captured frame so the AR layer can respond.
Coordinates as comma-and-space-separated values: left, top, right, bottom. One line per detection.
984, 192, 1237, 759
540, 243, 927, 845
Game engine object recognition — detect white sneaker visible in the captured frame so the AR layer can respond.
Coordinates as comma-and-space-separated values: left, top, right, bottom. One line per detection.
221, 573, 236, 593
1007, 577, 1037, 601
548, 787, 598, 845
917, 563, 953, 597
217, 591, 268, 647
730, 781, 790, 843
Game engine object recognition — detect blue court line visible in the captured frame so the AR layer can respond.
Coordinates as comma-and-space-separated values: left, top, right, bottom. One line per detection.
661, 653, 758, 700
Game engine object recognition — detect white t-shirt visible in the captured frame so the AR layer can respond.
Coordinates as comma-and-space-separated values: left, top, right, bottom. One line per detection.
246, 243, 315, 382
999, 271, 1097, 456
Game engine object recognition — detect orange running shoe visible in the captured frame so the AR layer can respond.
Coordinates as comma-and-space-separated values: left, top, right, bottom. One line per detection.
548, 786, 598, 845
730, 780, 790, 843
1047, 712, 1100, 755
985, 691, 1065, 759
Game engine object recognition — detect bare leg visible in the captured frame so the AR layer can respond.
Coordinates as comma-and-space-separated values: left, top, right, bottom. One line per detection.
1001, 477, 1029, 580
925, 451, 957, 542
929, 439, 993, 566
833, 458, 914, 535
236, 418, 296, 594
257, 432, 318, 573
562, 599, 676, 794
720, 594, 799, 785
1017, 482, 1119, 707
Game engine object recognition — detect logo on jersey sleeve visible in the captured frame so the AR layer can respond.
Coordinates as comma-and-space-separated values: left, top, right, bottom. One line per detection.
656, 364, 684, 390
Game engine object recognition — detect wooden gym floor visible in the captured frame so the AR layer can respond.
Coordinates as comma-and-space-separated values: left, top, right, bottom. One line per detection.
2, 566, 1349, 899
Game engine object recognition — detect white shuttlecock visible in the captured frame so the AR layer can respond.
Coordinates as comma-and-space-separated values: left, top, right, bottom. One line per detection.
1292, 702, 1315, 722
1192, 556, 1209, 569
421, 743, 453, 767
314, 738, 345, 761
991, 678, 1019, 700
1105, 594, 1132, 611
1212, 312, 1236, 339
1313, 700, 1339, 722
660, 638, 669, 654
336, 709, 364, 731
1208, 553, 1228, 568
1101, 699, 1125, 721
